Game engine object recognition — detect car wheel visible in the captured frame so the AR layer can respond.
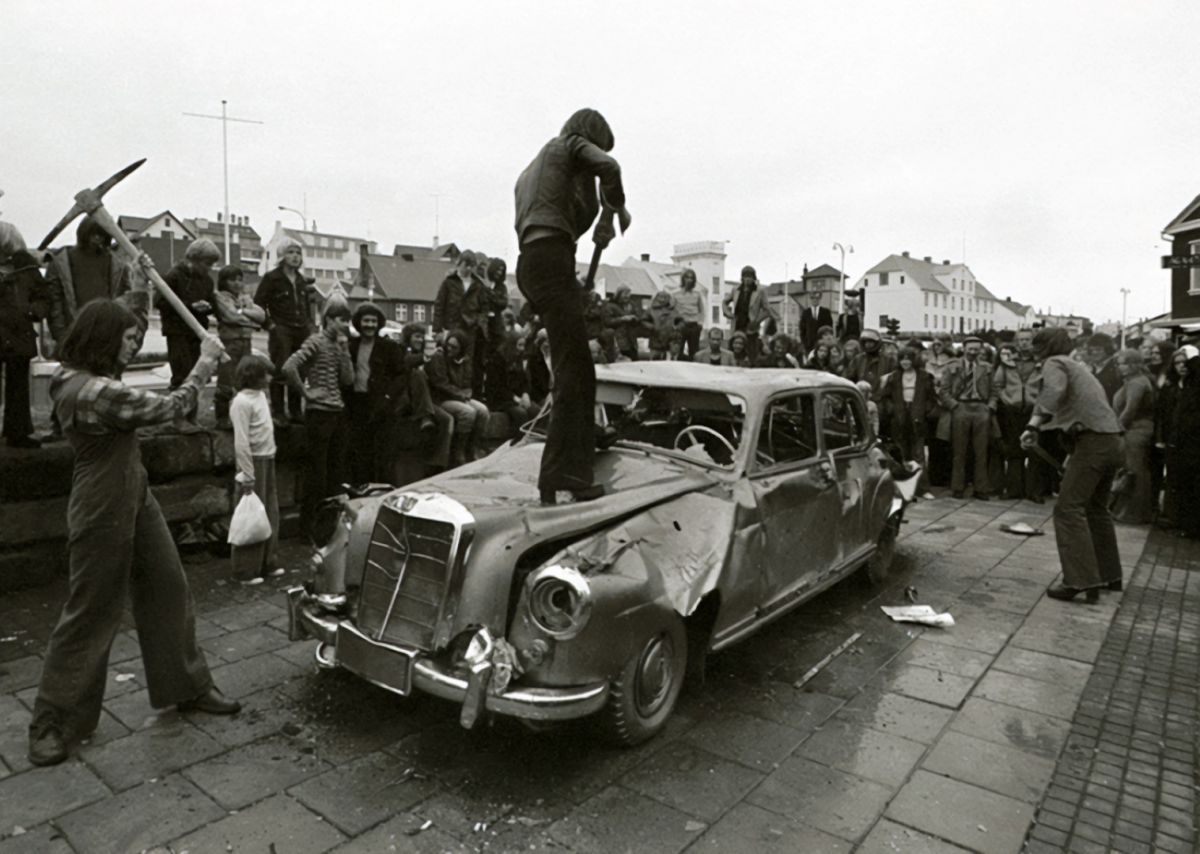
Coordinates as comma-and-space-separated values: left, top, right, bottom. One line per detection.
867, 512, 901, 584
599, 617, 687, 747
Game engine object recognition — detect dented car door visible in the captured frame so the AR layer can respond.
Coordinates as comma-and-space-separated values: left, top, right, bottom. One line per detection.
748, 392, 842, 612
819, 388, 874, 559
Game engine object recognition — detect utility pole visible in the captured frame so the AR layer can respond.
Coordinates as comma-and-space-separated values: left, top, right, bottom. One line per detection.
430, 193, 444, 249
183, 100, 263, 264
1120, 287, 1131, 348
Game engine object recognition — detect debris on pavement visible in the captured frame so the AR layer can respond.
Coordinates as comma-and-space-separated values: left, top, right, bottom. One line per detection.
881, 604, 955, 627
1000, 522, 1044, 536
793, 631, 863, 688
904, 585, 918, 603
114, 673, 136, 682
405, 819, 434, 836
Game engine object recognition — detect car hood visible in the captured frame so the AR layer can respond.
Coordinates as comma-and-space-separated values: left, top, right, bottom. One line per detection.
410, 441, 715, 534
394, 442, 719, 637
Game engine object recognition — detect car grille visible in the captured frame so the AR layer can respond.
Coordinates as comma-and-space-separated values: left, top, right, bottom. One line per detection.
356, 504, 458, 649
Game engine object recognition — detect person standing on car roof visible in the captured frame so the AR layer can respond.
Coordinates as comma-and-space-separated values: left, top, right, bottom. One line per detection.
514, 108, 631, 505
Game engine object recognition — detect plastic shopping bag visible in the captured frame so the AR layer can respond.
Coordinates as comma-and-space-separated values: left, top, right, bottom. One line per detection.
227, 492, 271, 546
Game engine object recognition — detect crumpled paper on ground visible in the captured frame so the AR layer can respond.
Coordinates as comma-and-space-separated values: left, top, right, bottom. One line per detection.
881, 604, 955, 627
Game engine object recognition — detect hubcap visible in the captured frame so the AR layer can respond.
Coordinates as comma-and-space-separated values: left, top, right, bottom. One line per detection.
633, 633, 675, 717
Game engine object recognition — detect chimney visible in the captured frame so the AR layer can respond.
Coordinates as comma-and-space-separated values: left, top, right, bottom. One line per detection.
901, 251, 909, 258
641, 253, 651, 262
311, 220, 317, 232
923, 256, 932, 263
942, 259, 950, 265
358, 243, 370, 287
216, 212, 222, 222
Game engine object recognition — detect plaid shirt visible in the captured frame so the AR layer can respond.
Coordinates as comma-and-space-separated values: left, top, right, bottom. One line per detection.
53, 367, 203, 434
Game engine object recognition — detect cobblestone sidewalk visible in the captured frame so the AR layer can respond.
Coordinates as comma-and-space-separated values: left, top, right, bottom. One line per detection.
1025, 528, 1200, 854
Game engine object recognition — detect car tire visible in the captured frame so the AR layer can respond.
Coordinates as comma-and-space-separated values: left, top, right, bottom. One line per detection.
599, 616, 687, 747
867, 512, 901, 584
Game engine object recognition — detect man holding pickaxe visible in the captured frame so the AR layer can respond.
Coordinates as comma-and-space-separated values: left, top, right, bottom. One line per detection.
514, 108, 631, 505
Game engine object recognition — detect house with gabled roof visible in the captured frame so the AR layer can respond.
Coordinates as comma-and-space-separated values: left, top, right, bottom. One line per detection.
117, 211, 198, 273
1159, 192, 1200, 330
853, 251, 1010, 336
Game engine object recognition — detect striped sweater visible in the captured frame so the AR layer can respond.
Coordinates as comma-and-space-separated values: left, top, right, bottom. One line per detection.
281, 329, 353, 411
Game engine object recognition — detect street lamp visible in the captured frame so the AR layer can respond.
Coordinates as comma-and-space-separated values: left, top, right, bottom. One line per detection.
277, 204, 307, 234
1120, 287, 1131, 348
833, 242, 854, 314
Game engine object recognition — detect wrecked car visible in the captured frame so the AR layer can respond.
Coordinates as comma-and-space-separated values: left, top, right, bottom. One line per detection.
285, 363, 915, 745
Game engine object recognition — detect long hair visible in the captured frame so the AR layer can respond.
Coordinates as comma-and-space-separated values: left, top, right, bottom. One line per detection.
58, 299, 138, 377
1032, 327, 1073, 359
1116, 348, 1150, 382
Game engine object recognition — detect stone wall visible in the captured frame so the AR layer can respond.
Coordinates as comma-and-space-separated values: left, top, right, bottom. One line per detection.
0, 414, 513, 593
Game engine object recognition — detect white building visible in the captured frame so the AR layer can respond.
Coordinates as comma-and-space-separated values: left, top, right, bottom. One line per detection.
261, 220, 376, 284
854, 252, 1028, 336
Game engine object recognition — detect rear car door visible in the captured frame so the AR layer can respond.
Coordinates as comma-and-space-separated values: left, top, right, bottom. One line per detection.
748, 392, 842, 611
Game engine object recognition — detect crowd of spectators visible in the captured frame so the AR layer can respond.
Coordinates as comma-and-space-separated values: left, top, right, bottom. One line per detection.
4, 219, 1199, 539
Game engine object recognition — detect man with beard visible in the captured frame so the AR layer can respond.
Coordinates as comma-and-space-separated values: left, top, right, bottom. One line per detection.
941, 335, 993, 500
694, 326, 734, 366
45, 214, 144, 352
514, 108, 630, 504
255, 237, 315, 423
845, 328, 895, 396
603, 285, 643, 361
346, 302, 407, 484
722, 266, 774, 362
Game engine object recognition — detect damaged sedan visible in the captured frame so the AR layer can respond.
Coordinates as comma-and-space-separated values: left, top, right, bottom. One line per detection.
285, 363, 915, 745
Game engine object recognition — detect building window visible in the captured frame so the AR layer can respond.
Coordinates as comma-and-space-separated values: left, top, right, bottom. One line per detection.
1190, 241, 1200, 294
879, 272, 889, 286
924, 314, 929, 328
879, 314, 888, 326
923, 292, 928, 306
413, 304, 426, 322
712, 306, 720, 324
900, 275, 905, 284
395, 303, 408, 322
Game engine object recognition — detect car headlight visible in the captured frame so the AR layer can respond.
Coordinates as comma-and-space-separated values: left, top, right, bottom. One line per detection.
526, 565, 592, 639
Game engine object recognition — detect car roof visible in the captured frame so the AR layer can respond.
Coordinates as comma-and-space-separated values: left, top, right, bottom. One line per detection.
596, 362, 858, 406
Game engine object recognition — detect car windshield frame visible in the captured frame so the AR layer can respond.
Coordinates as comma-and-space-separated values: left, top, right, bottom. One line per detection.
526, 379, 750, 472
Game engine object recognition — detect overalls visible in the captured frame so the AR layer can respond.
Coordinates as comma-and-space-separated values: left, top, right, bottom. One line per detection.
30, 372, 212, 740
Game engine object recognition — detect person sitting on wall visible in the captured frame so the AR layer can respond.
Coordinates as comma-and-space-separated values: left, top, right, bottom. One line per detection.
694, 326, 734, 366
400, 323, 452, 475
426, 330, 491, 467
158, 239, 218, 419
0, 221, 49, 448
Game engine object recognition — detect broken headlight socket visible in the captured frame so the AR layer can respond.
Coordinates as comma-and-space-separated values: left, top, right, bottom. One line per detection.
525, 565, 592, 640
521, 639, 550, 668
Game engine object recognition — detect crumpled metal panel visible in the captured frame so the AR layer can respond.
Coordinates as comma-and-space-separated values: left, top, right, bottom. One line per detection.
405, 442, 718, 640
548, 489, 740, 618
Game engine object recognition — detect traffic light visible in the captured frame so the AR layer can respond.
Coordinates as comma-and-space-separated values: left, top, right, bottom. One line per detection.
886, 317, 901, 336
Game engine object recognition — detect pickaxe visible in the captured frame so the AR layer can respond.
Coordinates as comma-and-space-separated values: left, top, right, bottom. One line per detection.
38, 159, 215, 343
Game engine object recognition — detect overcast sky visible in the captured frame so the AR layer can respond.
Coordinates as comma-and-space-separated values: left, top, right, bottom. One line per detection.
3, 0, 1196, 324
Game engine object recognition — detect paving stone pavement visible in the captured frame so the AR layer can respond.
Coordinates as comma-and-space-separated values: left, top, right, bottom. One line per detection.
0, 493, 1191, 853
1023, 527, 1200, 854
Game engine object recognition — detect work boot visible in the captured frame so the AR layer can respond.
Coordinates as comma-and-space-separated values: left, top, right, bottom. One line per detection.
28, 726, 67, 767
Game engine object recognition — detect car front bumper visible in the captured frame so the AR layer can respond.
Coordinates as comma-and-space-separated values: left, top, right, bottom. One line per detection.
284, 586, 609, 729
